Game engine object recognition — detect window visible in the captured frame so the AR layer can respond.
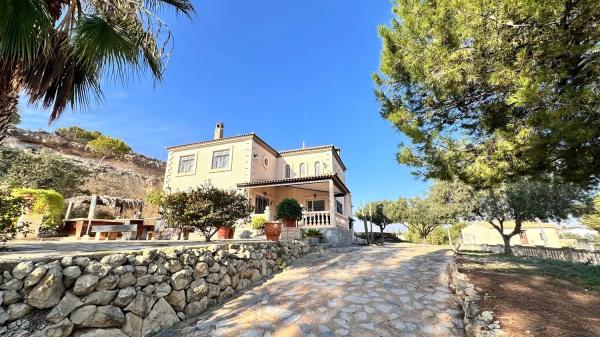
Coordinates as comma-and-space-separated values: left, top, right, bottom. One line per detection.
211, 149, 230, 169
255, 195, 269, 214
307, 200, 325, 212
263, 157, 269, 168
299, 163, 306, 177
314, 161, 321, 176
177, 155, 195, 174
336, 200, 343, 214
285, 164, 291, 178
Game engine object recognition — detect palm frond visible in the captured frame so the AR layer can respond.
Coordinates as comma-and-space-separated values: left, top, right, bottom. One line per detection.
0, 0, 52, 62
143, 0, 195, 17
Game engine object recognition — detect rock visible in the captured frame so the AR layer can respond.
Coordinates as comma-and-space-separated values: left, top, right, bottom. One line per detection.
166, 260, 183, 273
12, 262, 34, 280
85, 262, 111, 278
141, 298, 180, 337
114, 287, 137, 307
85, 290, 117, 305
206, 273, 220, 284
88, 305, 124, 327
209, 263, 220, 273
0, 307, 8, 326
1, 279, 23, 291
154, 283, 171, 298
46, 261, 63, 272
170, 270, 193, 290
123, 312, 142, 337
24, 265, 47, 288
112, 265, 134, 275
8, 303, 33, 321
73, 257, 91, 268
70, 305, 97, 326
218, 286, 235, 302
100, 254, 127, 268
117, 273, 136, 288
61, 256, 74, 267
186, 279, 207, 302
62, 266, 82, 287
97, 275, 119, 290
207, 283, 220, 298
165, 290, 186, 312
28, 268, 64, 308
36, 318, 74, 337
142, 285, 155, 294
73, 275, 99, 296
219, 274, 231, 290
71, 328, 128, 337
124, 292, 156, 317
480, 311, 494, 323
136, 274, 167, 287
231, 274, 240, 289
194, 262, 209, 278
180, 253, 197, 266
133, 266, 147, 277
2, 289, 23, 305
3, 270, 12, 280
47, 292, 84, 323
183, 297, 209, 317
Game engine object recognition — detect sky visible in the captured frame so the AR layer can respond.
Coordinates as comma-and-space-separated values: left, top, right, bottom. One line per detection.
18, 0, 431, 211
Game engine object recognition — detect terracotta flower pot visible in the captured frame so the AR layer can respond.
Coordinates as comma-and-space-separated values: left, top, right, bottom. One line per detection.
217, 227, 235, 239
283, 218, 297, 228
264, 222, 282, 241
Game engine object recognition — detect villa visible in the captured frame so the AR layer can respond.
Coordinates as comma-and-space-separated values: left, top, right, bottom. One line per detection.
163, 123, 353, 245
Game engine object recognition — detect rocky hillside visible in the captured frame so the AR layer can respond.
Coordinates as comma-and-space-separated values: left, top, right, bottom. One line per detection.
4, 128, 165, 200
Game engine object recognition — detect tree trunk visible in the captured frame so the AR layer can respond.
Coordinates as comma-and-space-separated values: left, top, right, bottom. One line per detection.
0, 79, 20, 144
363, 219, 370, 245
502, 235, 513, 255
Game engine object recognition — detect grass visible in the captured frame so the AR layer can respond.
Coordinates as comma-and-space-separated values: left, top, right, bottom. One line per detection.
457, 250, 600, 291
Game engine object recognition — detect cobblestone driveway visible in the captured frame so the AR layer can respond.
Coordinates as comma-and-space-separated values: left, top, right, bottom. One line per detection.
157, 244, 465, 337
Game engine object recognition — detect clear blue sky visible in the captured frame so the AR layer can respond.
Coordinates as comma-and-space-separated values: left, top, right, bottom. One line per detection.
19, 0, 430, 208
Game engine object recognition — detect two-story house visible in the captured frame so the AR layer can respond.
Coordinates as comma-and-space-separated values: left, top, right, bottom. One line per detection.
163, 123, 353, 245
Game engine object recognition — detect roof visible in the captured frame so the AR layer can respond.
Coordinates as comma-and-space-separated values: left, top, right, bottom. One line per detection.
237, 173, 350, 195
166, 133, 347, 170
469, 221, 558, 230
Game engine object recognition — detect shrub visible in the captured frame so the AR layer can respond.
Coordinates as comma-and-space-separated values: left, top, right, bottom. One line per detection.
275, 198, 303, 221
0, 190, 29, 246
55, 126, 102, 143
251, 216, 267, 230
87, 135, 132, 158
12, 188, 64, 229
303, 228, 323, 238
145, 190, 165, 207
0, 148, 90, 198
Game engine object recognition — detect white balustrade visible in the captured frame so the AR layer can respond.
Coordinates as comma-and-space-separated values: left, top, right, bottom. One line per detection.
299, 211, 331, 227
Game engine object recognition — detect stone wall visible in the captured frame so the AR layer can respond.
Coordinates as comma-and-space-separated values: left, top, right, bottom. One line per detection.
319, 228, 353, 247
0, 241, 310, 337
461, 244, 600, 265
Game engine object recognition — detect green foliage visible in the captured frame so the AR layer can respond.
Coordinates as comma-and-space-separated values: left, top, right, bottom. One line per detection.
144, 190, 165, 207
0, 189, 28, 245
0, 0, 194, 129
405, 223, 466, 245
375, 0, 600, 188
12, 188, 64, 229
87, 135, 132, 158
160, 185, 252, 242
55, 126, 101, 143
251, 216, 267, 230
582, 194, 600, 231
0, 148, 90, 198
303, 228, 323, 238
275, 198, 303, 221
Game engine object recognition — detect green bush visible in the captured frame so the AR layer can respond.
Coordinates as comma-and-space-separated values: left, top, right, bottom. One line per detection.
55, 126, 102, 143
87, 135, 132, 158
303, 228, 323, 238
0, 190, 28, 245
275, 198, 303, 221
12, 188, 64, 229
145, 190, 164, 207
251, 216, 267, 230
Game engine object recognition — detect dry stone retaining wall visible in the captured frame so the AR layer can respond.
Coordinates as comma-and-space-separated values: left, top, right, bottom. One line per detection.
0, 241, 310, 337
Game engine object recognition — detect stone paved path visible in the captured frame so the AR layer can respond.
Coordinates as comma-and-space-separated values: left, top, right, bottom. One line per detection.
157, 244, 465, 337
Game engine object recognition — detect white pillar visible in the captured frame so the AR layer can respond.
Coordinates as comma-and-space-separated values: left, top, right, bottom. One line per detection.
329, 180, 335, 227
86, 195, 97, 236
264, 206, 272, 222
64, 201, 73, 220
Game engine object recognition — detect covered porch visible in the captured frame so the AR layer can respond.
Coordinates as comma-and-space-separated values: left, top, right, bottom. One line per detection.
238, 174, 352, 229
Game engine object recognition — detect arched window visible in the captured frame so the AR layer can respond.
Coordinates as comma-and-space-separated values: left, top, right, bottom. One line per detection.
299, 163, 306, 177
285, 164, 291, 178
314, 161, 321, 176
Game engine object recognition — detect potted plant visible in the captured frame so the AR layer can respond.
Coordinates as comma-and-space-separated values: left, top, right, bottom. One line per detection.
264, 221, 282, 241
303, 228, 323, 245
217, 224, 235, 239
276, 198, 303, 227
251, 216, 267, 233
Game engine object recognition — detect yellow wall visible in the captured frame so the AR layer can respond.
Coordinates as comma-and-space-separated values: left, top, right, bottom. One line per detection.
277, 150, 333, 180
164, 138, 252, 191
461, 223, 562, 247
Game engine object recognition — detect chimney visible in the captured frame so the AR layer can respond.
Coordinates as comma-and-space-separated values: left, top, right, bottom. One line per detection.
214, 122, 224, 140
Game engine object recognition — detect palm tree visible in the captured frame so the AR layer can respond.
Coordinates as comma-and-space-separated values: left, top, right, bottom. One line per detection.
0, 0, 194, 142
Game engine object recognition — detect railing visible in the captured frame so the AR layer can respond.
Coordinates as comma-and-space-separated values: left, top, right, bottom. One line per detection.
299, 211, 331, 227
461, 244, 600, 265
298, 211, 350, 229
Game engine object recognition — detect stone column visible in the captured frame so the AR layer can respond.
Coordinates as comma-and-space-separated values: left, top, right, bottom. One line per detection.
329, 180, 335, 227
264, 206, 272, 222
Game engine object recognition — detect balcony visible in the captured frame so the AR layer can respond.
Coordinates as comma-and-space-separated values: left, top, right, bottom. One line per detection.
298, 211, 348, 229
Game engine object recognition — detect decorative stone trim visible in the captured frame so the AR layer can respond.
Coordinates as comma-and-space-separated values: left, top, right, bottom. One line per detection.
445, 261, 504, 337
0, 241, 310, 337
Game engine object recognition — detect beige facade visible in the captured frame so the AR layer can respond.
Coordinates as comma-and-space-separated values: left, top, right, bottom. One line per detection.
164, 124, 352, 229
461, 222, 562, 247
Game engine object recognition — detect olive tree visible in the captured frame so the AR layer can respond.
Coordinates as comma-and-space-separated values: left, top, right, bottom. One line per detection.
0, 190, 28, 247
